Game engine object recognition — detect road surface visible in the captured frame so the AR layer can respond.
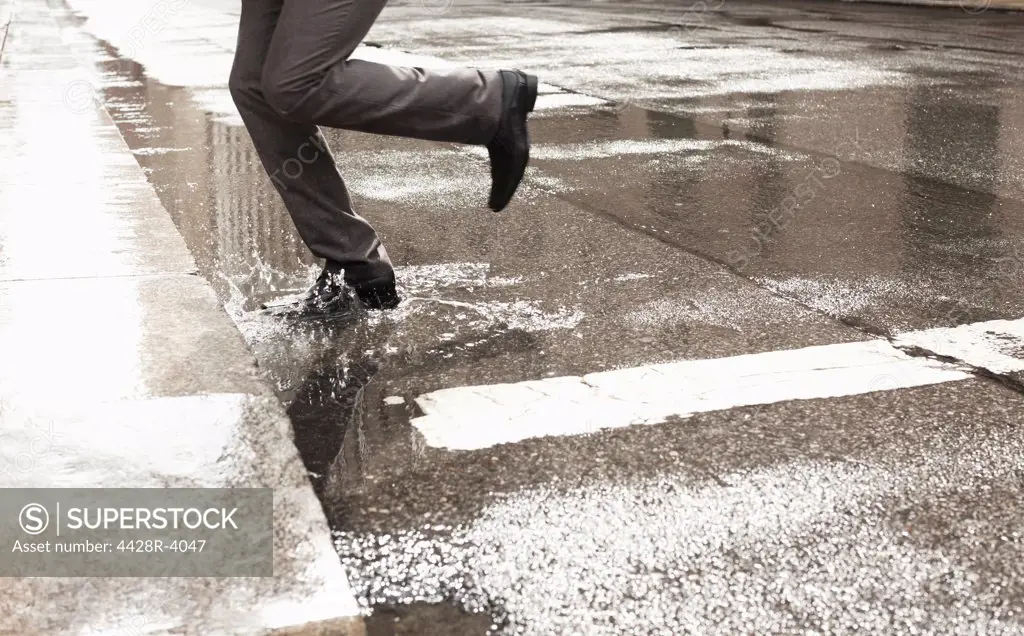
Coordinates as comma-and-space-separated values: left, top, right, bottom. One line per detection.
48, 0, 1024, 633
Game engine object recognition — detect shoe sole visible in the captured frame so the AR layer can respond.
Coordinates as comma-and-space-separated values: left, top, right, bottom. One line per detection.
353, 275, 401, 310
490, 73, 538, 212
525, 73, 538, 112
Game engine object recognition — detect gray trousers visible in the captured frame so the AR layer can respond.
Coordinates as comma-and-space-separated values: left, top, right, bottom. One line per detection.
228, 0, 504, 285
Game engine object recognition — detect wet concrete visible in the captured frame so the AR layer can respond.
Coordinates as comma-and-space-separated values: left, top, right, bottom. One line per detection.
51, 0, 1024, 633
0, 0, 363, 633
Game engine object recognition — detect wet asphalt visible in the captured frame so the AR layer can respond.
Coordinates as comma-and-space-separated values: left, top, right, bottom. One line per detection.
47, 0, 1024, 633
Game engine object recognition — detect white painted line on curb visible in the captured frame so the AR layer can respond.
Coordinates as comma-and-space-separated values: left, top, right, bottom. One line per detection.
412, 318, 1024, 450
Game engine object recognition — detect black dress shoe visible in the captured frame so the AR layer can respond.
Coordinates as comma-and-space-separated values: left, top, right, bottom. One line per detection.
487, 69, 538, 212
353, 273, 401, 310
298, 264, 352, 313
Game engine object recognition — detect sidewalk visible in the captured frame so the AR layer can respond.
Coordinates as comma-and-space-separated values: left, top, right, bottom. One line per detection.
0, 0, 363, 634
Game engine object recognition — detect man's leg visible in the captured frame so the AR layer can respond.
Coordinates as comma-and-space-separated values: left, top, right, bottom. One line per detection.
228, 0, 395, 290
260, 0, 505, 146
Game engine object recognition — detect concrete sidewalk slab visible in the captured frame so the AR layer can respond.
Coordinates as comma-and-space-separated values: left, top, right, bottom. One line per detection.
0, 0, 364, 634
0, 395, 359, 635
0, 276, 270, 401
0, 96, 196, 279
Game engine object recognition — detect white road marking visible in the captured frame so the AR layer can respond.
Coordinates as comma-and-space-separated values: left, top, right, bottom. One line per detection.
412, 318, 1024, 451
893, 319, 1024, 374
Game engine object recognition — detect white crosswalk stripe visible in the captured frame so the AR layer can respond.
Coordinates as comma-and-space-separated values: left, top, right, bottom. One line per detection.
412, 318, 1024, 450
